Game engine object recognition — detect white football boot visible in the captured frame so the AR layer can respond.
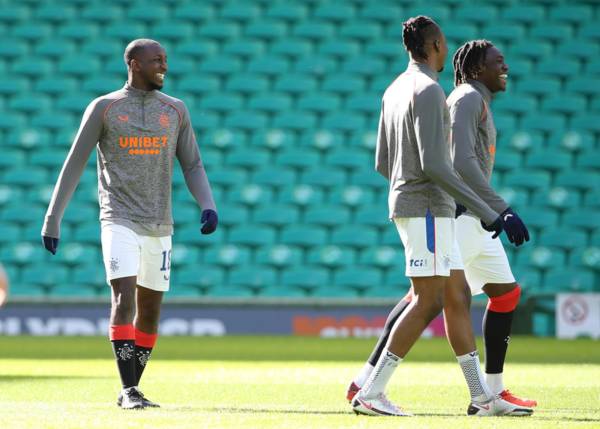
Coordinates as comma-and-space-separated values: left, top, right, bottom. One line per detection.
352, 390, 411, 416
468, 395, 534, 417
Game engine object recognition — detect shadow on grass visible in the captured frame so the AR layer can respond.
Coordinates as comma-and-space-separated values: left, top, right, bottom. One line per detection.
0, 375, 109, 381
201, 407, 463, 417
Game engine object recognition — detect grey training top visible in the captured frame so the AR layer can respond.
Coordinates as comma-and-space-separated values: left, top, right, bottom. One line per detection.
375, 61, 499, 224
447, 80, 509, 218
42, 83, 216, 238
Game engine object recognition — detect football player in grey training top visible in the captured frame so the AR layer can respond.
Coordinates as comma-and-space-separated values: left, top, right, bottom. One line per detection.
348, 40, 535, 415
349, 16, 530, 417
41, 39, 218, 409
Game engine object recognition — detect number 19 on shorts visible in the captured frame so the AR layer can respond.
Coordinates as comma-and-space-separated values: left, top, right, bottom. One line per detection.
160, 250, 171, 272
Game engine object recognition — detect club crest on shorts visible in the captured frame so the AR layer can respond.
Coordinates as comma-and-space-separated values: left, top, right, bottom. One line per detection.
109, 258, 119, 273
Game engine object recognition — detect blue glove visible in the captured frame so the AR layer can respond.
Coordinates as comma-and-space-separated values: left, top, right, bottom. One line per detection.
42, 236, 59, 255
455, 203, 467, 218
200, 209, 218, 235
480, 216, 503, 239
500, 207, 530, 247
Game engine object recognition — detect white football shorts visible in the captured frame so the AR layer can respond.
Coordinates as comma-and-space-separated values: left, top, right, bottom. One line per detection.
393, 210, 463, 277
101, 223, 172, 292
456, 215, 515, 295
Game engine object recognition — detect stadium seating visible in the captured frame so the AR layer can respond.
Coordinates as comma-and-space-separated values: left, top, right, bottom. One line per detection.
0, 0, 598, 301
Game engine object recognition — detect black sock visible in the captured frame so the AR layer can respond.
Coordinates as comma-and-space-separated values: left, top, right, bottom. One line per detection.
111, 340, 137, 389
135, 346, 153, 385
482, 308, 514, 374
367, 298, 411, 366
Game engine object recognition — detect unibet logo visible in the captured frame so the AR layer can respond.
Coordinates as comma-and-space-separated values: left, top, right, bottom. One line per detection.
409, 259, 427, 267
119, 136, 168, 155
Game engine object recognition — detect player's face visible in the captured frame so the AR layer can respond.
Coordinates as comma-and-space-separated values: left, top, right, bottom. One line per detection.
131, 44, 168, 90
480, 46, 508, 93
435, 32, 449, 72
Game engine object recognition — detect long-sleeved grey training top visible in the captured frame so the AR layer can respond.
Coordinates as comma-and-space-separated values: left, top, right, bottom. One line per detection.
447, 79, 509, 218
375, 61, 499, 224
42, 83, 216, 238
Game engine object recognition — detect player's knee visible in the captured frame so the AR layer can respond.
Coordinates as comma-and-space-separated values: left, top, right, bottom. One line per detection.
487, 284, 521, 313
112, 294, 136, 321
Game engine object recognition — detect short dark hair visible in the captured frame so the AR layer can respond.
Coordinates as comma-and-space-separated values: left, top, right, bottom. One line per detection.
453, 40, 494, 86
402, 15, 438, 60
123, 38, 161, 67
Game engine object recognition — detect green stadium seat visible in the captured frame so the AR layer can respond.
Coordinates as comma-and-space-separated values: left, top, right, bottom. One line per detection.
273, 111, 317, 131
178, 75, 220, 95
542, 95, 586, 115
228, 184, 273, 206
305, 205, 350, 227
223, 40, 266, 59
12, 284, 46, 298
510, 265, 542, 290
248, 55, 290, 76
384, 268, 411, 288
171, 244, 200, 266
549, 5, 592, 23
173, 3, 214, 21
331, 225, 377, 248
340, 21, 382, 41
3, 168, 47, 187
35, 38, 76, 58
298, 93, 341, 114
307, 245, 355, 268
126, 3, 167, 22
51, 284, 99, 298
177, 266, 224, 291
557, 40, 599, 60
228, 266, 276, 290
56, 93, 95, 113
58, 22, 99, 42
531, 23, 573, 42
176, 40, 218, 60
517, 207, 558, 230
517, 77, 560, 96
229, 225, 275, 247
260, 286, 306, 298
355, 207, 390, 229
226, 72, 269, 94
502, 5, 545, 24
330, 186, 375, 207
0, 39, 27, 59
539, 228, 588, 251
0, 78, 28, 101
225, 111, 267, 131
254, 204, 300, 226
322, 75, 365, 94
12, 22, 52, 41
544, 269, 595, 293
0, 242, 47, 265
310, 285, 360, 299
271, 39, 312, 58
22, 265, 69, 287
563, 210, 600, 231
204, 244, 251, 267
31, 111, 74, 131
0, 5, 27, 22
281, 225, 326, 247
82, 4, 123, 23
586, 58, 600, 74
351, 171, 387, 190
314, 3, 354, 21
503, 170, 551, 190
522, 113, 566, 133
278, 185, 324, 207
256, 245, 303, 268
444, 23, 477, 42
266, 3, 307, 21
491, 95, 535, 116
343, 57, 385, 77
276, 148, 320, 169
301, 169, 345, 188
208, 285, 253, 298
319, 40, 360, 58
199, 55, 242, 75
366, 40, 402, 60
360, 246, 404, 268
571, 115, 600, 133
481, 22, 525, 43
493, 152, 521, 172
293, 21, 335, 41
455, 5, 497, 23
531, 187, 581, 210
567, 77, 600, 96
525, 150, 572, 171
299, 130, 342, 151
207, 169, 247, 188
0, 185, 24, 206
164, 285, 203, 298
221, 3, 260, 22
0, 112, 26, 132
517, 246, 565, 269
570, 247, 600, 271
549, 131, 595, 153
253, 167, 296, 187
36, 4, 75, 22
360, 4, 401, 23
249, 93, 293, 115
593, 232, 600, 247
72, 264, 106, 288
281, 266, 328, 290
402, 5, 450, 23
334, 267, 382, 291
245, 20, 287, 41
325, 149, 369, 170
29, 149, 67, 169
35, 77, 78, 95
555, 171, 600, 191
274, 74, 317, 94
214, 203, 250, 227
0, 223, 21, 243
9, 93, 52, 113
505, 131, 543, 153
537, 58, 580, 79
199, 93, 243, 113
584, 190, 600, 209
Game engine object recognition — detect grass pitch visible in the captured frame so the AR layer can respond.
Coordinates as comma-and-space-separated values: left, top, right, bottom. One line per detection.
0, 336, 598, 429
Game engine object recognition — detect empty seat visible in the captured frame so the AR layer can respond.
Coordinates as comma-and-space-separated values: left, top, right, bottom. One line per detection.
256, 245, 302, 268
525, 150, 572, 171
281, 225, 327, 247
278, 185, 324, 207
555, 171, 600, 191
305, 205, 350, 227
247, 55, 290, 76
503, 170, 551, 190
246, 20, 287, 40
204, 245, 251, 267
544, 269, 595, 293
334, 267, 382, 290
539, 228, 587, 250
570, 247, 600, 271
229, 225, 275, 246
517, 246, 565, 269
563, 210, 600, 231
228, 184, 273, 206
294, 21, 335, 41
531, 187, 580, 209
281, 266, 328, 289
254, 204, 299, 226
331, 225, 377, 248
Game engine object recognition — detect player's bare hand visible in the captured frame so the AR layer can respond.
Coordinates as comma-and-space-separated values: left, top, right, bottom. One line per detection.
200, 209, 218, 235
42, 236, 59, 255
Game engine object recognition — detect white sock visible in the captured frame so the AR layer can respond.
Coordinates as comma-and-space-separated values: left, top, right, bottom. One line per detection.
486, 373, 504, 395
353, 362, 374, 388
457, 351, 493, 403
360, 348, 401, 398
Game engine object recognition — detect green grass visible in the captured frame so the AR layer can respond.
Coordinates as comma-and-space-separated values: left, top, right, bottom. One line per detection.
0, 336, 598, 428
